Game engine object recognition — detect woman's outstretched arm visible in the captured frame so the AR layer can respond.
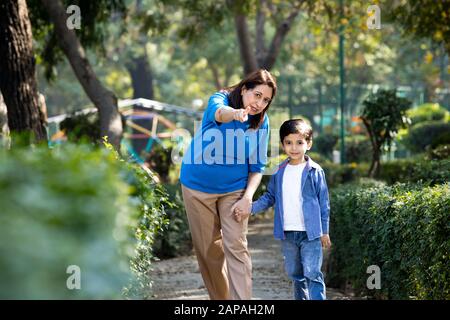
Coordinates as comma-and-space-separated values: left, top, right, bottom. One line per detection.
215, 106, 250, 123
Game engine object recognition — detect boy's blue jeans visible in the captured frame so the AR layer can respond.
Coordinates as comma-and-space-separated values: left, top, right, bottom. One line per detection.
281, 231, 326, 300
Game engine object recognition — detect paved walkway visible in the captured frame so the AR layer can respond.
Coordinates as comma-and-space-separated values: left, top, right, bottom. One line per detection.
149, 217, 354, 300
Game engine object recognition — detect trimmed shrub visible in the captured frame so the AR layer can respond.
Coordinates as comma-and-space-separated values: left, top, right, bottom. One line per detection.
379, 158, 450, 186
153, 183, 192, 259
403, 121, 450, 154
321, 162, 369, 188
0, 142, 170, 299
344, 135, 372, 163
306, 151, 328, 164
103, 141, 176, 298
312, 134, 371, 163
407, 103, 448, 126
0, 144, 133, 299
312, 134, 338, 160
328, 182, 450, 299
427, 144, 450, 160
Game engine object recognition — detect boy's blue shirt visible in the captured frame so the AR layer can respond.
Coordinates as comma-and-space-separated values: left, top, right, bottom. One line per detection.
251, 155, 330, 241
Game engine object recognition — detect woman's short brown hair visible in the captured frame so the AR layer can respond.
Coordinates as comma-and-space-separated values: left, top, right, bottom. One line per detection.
225, 69, 277, 129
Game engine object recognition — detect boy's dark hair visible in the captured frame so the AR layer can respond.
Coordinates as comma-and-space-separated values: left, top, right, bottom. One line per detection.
279, 118, 313, 143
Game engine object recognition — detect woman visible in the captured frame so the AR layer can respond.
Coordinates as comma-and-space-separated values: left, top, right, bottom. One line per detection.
179, 69, 277, 300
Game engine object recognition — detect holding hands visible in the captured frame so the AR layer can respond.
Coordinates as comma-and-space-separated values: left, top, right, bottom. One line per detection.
321, 234, 332, 249
231, 196, 252, 222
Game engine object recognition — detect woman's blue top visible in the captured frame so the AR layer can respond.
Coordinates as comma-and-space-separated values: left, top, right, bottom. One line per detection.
180, 91, 270, 194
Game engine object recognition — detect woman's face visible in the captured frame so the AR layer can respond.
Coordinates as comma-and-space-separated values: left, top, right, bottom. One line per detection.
241, 84, 273, 115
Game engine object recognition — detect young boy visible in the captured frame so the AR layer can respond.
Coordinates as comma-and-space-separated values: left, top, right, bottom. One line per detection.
234, 118, 331, 300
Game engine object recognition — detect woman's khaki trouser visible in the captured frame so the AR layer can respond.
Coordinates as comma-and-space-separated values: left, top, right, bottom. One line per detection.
181, 185, 252, 300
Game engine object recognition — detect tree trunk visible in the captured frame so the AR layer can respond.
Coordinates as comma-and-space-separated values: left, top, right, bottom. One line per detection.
361, 117, 379, 178
369, 149, 381, 178
232, 0, 303, 74
224, 65, 233, 88
255, 0, 267, 67
233, 14, 258, 75
0, 0, 47, 144
262, 6, 302, 70
445, 42, 450, 61
126, 0, 154, 100
209, 64, 223, 90
40, 0, 123, 150
126, 54, 154, 99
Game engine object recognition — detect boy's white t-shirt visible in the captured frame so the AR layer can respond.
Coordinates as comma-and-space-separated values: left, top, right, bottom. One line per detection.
282, 162, 307, 231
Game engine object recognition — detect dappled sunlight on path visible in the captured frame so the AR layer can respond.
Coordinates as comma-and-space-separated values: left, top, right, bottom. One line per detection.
149, 217, 354, 300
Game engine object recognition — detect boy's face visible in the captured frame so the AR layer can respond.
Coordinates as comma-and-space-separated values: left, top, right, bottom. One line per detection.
282, 133, 312, 164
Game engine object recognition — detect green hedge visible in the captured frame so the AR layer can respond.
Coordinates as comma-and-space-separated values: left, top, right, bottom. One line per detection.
427, 144, 450, 160
379, 158, 450, 186
344, 135, 372, 163
312, 134, 338, 160
0, 143, 170, 299
322, 157, 450, 187
311, 134, 371, 163
407, 103, 449, 126
116, 153, 172, 299
321, 162, 369, 188
328, 182, 450, 299
403, 121, 450, 153
59, 111, 101, 144
153, 183, 192, 259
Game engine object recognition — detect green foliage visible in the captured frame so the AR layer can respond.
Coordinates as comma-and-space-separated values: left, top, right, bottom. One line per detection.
389, 0, 450, 55
329, 182, 450, 299
308, 156, 450, 188
153, 183, 192, 259
361, 89, 412, 176
427, 144, 450, 161
59, 111, 101, 144
102, 140, 171, 299
321, 162, 368, 188
29, 0, 128, 80
407, 103, 449, 126
158, 0, 231, 42
306, 151, 327, 164
0, 140, 176, 299
145, 142, 173, 183
361, 89, 412, 152
312, 133, 338, 160
403, 121, 450, 154
312, 134, 371, 163
259, 155, 450, 191
0, 143, 133, 299
344, 135, 372, 163
379, 157, 450, 186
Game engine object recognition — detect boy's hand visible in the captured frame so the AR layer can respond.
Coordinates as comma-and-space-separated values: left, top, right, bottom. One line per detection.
232, 206, 250, 222
321, 234, 331, 249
